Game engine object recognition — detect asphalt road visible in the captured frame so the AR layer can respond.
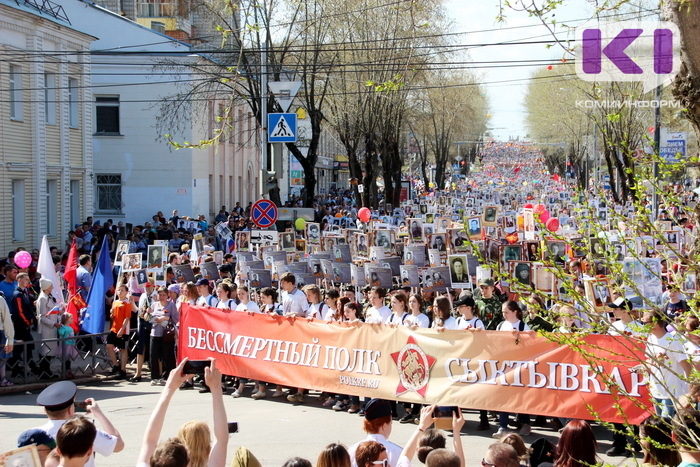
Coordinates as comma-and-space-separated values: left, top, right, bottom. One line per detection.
0, 378, 636, 466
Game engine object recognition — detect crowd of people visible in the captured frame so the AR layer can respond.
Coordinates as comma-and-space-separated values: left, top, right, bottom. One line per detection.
9, 369, 700, 467
3, 142, 700, 465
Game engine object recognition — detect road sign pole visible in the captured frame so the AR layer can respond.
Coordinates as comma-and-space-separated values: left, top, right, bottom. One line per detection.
260, 41, 268, 199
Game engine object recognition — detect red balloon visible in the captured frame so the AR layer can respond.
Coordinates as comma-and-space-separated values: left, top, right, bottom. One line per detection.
546, 217, 560, 232
358, 207, 371, 223
523, 203, 534, 209
539, 210, 550, 223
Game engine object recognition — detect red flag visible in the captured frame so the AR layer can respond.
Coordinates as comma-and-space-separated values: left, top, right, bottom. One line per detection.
64, 240, 80, 332
551, 174, 561, 182
513, 166, 521, 174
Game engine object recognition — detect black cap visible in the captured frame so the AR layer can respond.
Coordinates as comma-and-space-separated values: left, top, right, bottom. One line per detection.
17, 428, 56, 449
37, 381, 77, 411
607, 297, 634, 310
195, 278, 210, 287
454, 296, 475, 308
364, 398, 392, 421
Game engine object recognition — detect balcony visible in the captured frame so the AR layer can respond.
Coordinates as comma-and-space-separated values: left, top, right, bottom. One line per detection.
137, 1, 172, 17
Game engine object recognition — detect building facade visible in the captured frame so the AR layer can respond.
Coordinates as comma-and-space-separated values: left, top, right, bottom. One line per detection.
0, 0, 95, 254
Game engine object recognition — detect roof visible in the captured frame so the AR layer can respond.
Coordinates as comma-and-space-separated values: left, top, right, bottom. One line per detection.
0, 0, 86, 33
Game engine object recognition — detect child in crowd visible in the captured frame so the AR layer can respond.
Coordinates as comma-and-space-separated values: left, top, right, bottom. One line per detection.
57, 312, 78, 379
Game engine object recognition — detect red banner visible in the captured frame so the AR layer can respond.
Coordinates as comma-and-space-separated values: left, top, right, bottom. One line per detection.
179, 305, 652, 424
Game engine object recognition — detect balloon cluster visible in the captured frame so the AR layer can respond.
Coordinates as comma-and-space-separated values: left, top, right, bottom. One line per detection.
524, 204, 559, 232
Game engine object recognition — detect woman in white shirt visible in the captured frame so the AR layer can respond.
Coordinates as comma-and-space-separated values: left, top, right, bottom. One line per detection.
494, 300, 531, 438
431, 296, 457, 331
404, 294, 430, 330
215, 282, 237, 310
454, 296, 485, 330
388, 292, 409, 327
302, 284, 326, 320
323, 289, 340, 321
496, 300, 530, 332
235, 286, 260, 313
250, 288, 284, 399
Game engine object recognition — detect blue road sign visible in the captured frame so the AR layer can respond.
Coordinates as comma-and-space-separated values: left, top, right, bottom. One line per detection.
268, 113, 297, 142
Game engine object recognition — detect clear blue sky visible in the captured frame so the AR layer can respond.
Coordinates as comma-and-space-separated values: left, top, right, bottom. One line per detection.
444, 0, 595, 141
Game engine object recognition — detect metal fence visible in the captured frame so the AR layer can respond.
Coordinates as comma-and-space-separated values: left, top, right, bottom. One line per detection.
6, 332, 114, 385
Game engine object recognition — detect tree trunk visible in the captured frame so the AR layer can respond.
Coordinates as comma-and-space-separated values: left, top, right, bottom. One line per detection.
670, 4, 700, 144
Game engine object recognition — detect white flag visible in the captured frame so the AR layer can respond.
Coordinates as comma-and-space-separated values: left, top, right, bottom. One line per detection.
37, 235, 64, 305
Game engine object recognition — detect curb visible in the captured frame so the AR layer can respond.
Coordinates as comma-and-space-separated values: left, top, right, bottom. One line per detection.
0, 374, 119, 396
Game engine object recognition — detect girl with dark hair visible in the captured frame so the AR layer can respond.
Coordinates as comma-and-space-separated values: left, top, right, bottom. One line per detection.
405, 293, 430, 329
552, 420, 598, 467
251, 286, 284, 400
639, 416, 680, 467
335, 297, 350, 321
496, 301, 530, 332
432, 296, 457, 330
494, 300, 532, 437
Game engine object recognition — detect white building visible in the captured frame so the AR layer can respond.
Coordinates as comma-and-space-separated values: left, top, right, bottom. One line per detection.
62, 0, 260, 226
0, 0, 95, 254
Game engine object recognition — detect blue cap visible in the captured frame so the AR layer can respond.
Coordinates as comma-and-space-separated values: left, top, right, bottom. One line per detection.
18, 428, 56, 449
37, 381, 77, 410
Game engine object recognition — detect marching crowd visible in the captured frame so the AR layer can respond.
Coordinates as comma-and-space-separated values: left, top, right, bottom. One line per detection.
3, 142, 700, 465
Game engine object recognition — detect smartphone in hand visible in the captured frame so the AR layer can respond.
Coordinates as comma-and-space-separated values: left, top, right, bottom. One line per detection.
182, 360, 211, 376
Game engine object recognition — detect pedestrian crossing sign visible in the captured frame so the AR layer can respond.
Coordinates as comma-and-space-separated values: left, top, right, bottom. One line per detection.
268, 113, 297, 142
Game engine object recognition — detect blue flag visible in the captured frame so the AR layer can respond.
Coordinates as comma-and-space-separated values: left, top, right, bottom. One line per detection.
81, 236, 114, 334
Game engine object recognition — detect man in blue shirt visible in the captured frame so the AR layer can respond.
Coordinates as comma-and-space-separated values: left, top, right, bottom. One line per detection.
0, 265, 18, 299
76, 255, 92, 302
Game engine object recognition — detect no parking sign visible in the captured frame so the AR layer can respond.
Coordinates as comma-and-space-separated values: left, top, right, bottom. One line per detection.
251, 199, 279, 228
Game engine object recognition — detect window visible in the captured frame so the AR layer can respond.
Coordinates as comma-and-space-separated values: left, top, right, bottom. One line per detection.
95, 96, 120, 134
151, 21, 165, 33
95, 174, 122, 213
68, 78, 79, 128
70, 180, 81, 226
9, 65, 23, 121
44, 73, 56, 124
12, 179, 25, 241
46, 180, 57, 236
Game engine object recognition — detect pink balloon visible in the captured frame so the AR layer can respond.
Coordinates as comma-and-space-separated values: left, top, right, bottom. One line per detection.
539, 210, 550, 223
546, 217, 560, 232
534, 204, 546, 214
358, 207, 371, 223
15, 250, 32, 268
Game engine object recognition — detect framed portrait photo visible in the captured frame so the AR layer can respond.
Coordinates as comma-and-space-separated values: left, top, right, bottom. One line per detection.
482, 205, 499, 227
